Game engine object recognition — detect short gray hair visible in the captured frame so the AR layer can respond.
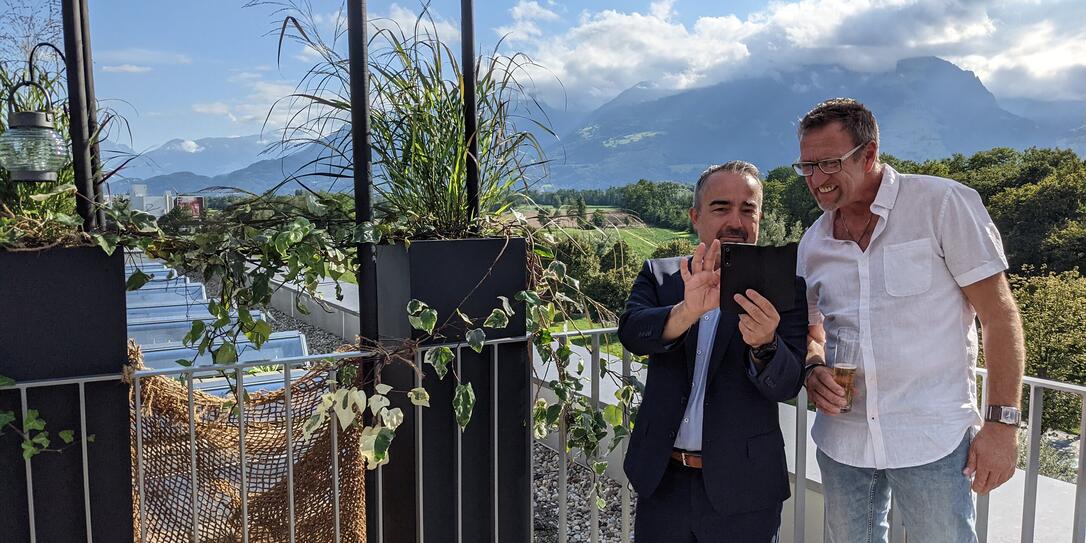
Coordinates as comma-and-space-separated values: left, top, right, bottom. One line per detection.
799, 98, 880, 150
692, 160, 762, 209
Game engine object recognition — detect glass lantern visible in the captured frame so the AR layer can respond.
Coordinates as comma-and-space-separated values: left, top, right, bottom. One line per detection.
0, 81, 69, 183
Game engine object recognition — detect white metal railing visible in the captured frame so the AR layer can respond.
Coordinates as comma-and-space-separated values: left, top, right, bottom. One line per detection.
5, 328, 1086, 542
540, 327, 1086, 543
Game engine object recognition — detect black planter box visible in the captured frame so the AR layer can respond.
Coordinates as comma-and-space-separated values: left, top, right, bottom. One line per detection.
0, 246, 134, 543
375, 237, 528, 343
373, 238, 532, 543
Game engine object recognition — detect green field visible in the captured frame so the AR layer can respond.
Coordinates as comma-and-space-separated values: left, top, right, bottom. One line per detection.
616, 226, 695, 260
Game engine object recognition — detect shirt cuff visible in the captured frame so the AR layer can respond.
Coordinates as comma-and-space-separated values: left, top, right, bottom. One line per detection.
953, 259, 1008, 288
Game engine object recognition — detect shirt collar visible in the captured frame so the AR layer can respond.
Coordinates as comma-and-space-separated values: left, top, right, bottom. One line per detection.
872, 164, 901, 212
817, 164, 901, 240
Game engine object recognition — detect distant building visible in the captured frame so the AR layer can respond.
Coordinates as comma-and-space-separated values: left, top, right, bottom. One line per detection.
123, 184, 175, 218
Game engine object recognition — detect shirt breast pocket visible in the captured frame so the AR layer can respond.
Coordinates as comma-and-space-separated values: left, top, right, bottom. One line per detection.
883, 238, 933, 297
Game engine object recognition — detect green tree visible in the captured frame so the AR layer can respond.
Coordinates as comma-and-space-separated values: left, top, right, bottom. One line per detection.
575, 196, 588, 224
763, 167, 821, 228
989, 166, 1086, 271
651, 238, 695, 259
599, 239, 636, 274
1009, 269, 1086, 432
619, 179, 692, 230
757, 210, 804, 247
591, 208, 606, 228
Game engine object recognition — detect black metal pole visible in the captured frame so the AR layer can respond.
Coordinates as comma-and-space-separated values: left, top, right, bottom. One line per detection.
60, 0, 95, 231
461, 0, 480, 222
79, 0, 105, 227
347, 0, 380, 541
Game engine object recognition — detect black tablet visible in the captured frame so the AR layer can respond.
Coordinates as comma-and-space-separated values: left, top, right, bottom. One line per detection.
719, 242, 798, 315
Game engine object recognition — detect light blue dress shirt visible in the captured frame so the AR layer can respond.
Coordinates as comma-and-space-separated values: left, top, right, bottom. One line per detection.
673, 308, 720, 451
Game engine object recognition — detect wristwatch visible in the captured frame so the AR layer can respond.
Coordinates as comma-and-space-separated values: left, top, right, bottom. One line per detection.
984, 405, 1022, 426
749, 339, 778, 361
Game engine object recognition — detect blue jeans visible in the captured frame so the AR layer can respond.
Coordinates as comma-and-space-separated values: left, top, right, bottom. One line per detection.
816, 430, 977, 543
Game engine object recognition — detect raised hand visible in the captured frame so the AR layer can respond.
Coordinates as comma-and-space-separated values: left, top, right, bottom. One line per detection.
678, 240, 722, 318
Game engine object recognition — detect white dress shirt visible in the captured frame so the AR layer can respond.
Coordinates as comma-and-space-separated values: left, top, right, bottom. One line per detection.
798, 165, 1008, 469
673, 308, 720, 451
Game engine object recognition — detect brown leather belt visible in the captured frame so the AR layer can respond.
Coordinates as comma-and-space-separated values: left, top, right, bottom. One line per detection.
670, 450, 703, 469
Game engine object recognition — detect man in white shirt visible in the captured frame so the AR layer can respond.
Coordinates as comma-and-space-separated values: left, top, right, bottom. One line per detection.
795, 98, 1025, 543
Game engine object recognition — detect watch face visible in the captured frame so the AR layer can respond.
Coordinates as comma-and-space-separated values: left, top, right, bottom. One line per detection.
1001, 410, 1018, 424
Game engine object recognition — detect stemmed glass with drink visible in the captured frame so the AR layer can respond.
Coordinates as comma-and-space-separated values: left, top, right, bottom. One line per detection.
831, 327, 860, 413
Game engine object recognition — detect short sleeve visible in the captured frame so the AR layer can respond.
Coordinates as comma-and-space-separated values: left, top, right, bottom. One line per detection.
797, 234, 824, 326
937, 184, 1008, 287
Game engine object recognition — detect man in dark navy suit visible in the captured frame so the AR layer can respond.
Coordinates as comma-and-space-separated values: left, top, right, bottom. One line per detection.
618, 161, 809, 542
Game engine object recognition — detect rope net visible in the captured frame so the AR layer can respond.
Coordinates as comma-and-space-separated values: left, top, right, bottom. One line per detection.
128, 348, 367, 543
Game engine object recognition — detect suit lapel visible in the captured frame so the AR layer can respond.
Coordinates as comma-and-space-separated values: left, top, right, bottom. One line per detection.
705, 310, 737, 386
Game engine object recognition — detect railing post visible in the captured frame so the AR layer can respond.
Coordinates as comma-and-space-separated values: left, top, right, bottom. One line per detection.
1073, 396, 1086, 543
621, 349, 633, 542
977, 376, 991, 543
794, 387, 808, 543
1022, 385, 1044, 543
590, 334, 601, 543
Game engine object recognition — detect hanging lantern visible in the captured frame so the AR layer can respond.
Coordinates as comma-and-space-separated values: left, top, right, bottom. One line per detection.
0, 81, 69, 183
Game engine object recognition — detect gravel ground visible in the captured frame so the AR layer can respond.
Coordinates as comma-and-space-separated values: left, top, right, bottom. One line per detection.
533, 442, 637, 543
264, 306, 350, 355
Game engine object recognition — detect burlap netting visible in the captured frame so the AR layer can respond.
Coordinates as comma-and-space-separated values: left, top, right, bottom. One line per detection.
126, 348, 366, 543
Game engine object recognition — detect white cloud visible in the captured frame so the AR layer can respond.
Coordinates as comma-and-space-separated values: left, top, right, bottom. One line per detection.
192, 102, 238, 122
497, 1, 562, 41
102, 64, 152, 74
97, 48, 191, 65
178, 140, 203, 153
506, 0, 1086, 107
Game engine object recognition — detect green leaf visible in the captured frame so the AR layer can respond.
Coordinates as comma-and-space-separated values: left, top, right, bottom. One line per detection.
596, 496, 606, 511
91, 233, 119, 256
380, 407, 404, 430
0, 410, 15, 430
592, 460, 608, 476
406, 299, 425, 315
0, 374, 14, 387
125, 270, 152, 291
375, 383, 393, 395
515, 290, 543, 306
547, 260, 567, 278
455, 309, 473, 326
368, 394, 390, 416
466, 328, 486, 353
59, 430, 75, 444
424, 346, 454, 380
184, 320, 206, 346
249, 319, 272, 348
213, 343, 238, 365
483, 308, 509, 329
408, 387, 430, 407
453, 383, 476, 431
373, 427, 395, 462
408, 308, 437, 334
497, 296, 514, 316
602, 404, 624, 427
23, 410, 45, 432
28, 183, 76, 202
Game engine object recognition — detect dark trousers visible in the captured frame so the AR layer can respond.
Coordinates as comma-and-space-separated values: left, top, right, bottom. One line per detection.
634, 460, 781, 543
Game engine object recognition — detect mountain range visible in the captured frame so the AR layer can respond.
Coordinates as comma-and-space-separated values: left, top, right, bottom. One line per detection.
107, 56, 1086, 193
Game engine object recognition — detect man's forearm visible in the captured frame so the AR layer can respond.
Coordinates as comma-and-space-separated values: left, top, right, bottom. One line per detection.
662, 301, 700, 342
982, 312, 1025, 408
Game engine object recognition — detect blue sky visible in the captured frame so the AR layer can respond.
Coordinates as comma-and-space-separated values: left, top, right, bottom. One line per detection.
85, 0, 1086, 150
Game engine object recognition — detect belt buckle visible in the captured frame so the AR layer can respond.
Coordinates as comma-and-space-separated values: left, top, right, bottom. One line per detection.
680, 451, 690, 467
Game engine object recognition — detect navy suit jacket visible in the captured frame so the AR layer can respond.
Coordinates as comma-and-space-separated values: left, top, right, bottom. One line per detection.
617, 256, 808, 515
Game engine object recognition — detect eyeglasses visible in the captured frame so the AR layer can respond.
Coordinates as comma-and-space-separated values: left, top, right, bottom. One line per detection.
792, 140, 870, 177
